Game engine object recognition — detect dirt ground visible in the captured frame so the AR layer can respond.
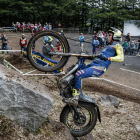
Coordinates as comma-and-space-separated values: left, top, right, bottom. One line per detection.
0, 32, 140, 140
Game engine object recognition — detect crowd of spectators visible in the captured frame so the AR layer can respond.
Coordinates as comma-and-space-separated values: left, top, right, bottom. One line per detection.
1, 26, 140, 56
12, 22, 52, 34
92, 30, 140, 56
92, 30, 108, 49
122, 32, 140, 55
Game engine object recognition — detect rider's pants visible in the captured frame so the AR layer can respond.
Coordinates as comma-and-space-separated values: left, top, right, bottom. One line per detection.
75, 65, 106, 89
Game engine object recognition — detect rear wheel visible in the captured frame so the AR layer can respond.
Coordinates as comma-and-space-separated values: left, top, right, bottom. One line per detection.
60, 102, 97, 137
27, 30, 70, 72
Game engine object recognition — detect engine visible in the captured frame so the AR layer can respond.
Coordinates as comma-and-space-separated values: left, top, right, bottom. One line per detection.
59, 74, 74, 98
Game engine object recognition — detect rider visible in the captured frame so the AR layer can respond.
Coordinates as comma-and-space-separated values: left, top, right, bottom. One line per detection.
43, 36, 55, 52
64, 27, 124, 106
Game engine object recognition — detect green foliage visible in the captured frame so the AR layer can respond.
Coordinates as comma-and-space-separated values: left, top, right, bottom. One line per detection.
5, 62, 11, 69
0, 0, 139, 29
0, 114, 16, 136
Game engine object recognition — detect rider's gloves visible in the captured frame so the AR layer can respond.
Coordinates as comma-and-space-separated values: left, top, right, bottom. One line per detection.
99, 54, 108, 61
78, 63, 85, 69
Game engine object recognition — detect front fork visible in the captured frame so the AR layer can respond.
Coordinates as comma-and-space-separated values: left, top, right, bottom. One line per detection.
70, 105, 81, 120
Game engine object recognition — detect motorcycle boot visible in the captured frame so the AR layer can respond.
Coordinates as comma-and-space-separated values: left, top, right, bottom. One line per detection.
63, 88, 82, 106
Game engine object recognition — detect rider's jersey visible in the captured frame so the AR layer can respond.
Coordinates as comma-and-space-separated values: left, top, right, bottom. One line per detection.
85, 42, 124, 70
43, 36, 53, 43
92, 39, 99, 46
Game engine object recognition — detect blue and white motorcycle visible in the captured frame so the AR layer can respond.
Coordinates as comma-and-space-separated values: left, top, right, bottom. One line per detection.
27, 30, 101, 137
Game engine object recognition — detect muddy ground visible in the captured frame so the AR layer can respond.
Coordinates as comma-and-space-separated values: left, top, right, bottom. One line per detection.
0, 32, 140, 140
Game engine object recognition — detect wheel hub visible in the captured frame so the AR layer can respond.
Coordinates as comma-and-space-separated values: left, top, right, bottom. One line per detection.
74, 113, 86, 126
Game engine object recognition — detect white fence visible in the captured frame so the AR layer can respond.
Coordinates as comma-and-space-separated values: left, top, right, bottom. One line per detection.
0, 27, 16, 32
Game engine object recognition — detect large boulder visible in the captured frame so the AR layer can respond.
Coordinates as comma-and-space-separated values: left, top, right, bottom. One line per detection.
100, 95, 120, 106
0, 64, 53, 132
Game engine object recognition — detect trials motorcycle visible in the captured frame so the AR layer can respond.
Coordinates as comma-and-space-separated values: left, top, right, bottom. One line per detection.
27, 30, 101, 137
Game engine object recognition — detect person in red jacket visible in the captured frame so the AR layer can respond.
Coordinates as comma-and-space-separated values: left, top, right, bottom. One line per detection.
19, 34, 27, 54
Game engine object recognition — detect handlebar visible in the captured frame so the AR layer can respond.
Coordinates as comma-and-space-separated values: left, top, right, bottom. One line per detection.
48, 52, 100, 58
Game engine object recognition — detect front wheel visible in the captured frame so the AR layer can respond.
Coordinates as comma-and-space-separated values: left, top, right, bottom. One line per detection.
60, 102, 97, 137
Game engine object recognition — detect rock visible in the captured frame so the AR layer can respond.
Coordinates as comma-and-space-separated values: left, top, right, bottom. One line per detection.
0, 64, 53, 132
100, 95, 120, 106
88, 94, 101, 102
118, 103, 123, 107
47, 117, 74, 140
75, 133, 94, 140
135, 125, 140, 132
113, 109, 126, 114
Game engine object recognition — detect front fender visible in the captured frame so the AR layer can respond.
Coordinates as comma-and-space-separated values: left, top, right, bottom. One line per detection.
79, 91, 101, 122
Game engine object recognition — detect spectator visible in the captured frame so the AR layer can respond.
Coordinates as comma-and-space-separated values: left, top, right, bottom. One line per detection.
35, 22, 38, 27
122, 39, 129, 54
92, 35, 99, 55
31, 33, 35, 51
102, 31, 106, 45
27, 22, 31, 28
43, 36, 55, 52
16, 22, 21, 32
33, 26, 38, 35
98, 30, 104, 48
38, 22, 41, 28
12, 22, 15, 30
129, 39, 137, 55
78, 33, 85, 53
22, 22, 26, 32
58, 22, 61, 28
42, 25, 46, 31
30, 24, 34, 28
49, 25, 52, 30
125, 33, 131, 47
19, 34, 27, 54
120, 29, 123, 35
102, 31, 105, 36
104, 32, 108, 45
48, 23, 52, 30
92, 31, 97, 41
60, 29, 64, 36
38, 22, 42, 32
137, 37, 140, 56
56, 35, 62, 52
45, 24, 48, 30
1, 33, 9, 54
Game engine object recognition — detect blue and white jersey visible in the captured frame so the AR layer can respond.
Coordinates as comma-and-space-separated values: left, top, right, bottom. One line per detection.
79, 36, 85, 44
92, 39, 99, 46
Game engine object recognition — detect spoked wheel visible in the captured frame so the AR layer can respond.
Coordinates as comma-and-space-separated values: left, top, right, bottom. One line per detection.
27, 30, 70, 72
60, 102, 97, 137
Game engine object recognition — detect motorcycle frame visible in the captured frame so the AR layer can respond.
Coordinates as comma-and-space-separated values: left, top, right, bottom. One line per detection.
59, 56, 101, 122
